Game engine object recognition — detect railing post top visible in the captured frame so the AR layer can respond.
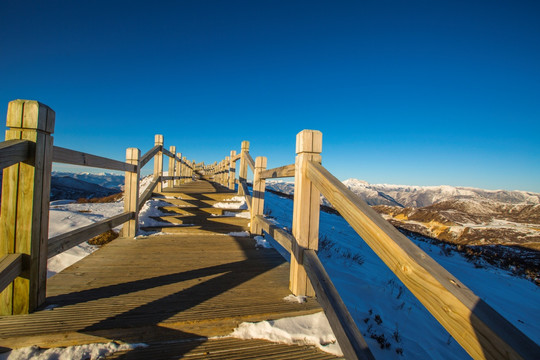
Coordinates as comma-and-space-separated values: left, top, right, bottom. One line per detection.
170, 145, 176, 151
296, 130, 322, 154
255, 156, 267, 168
230, 149, 237, 156
7, 99, 55, 133
155, 134, 164, 145
225, 156, 230, 161
126, 147, 141, 159
241, 141, 250, 151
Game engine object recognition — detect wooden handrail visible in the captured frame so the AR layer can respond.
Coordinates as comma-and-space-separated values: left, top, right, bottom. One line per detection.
140, 145, 161, 168
305, 160, 539, 359
0, 254, 23, 293
259, 163, 295, 179
53, 146, 137, 172
0, 140, 33, 171
162, 147, 175, 159
233, 154, 241, 162
253, 215, 292, 253
239, 180, 252, 211
138, 176, 160, 209
48, 212, 135, 258
303, 250, 374, 360
245, 152, 255, 172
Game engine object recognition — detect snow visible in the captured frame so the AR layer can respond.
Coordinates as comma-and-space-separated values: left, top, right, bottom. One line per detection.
224, 210, 251, 218
0, 342, 147, 360
213, 196, 248, 209
230, 312, 342, 356
254, 235, 271, 248
227, 231, 250, 237
283, 294, 307, 303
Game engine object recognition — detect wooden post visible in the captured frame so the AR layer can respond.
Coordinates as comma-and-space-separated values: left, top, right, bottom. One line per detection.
290, 130, 322, 297
174, 152, 182, 187
190, 160, 195, 182
0, 100, 55, 315
181, 156, 187, 184
167, 146, 176, 189
153, 135, 163, 192
224, 156, 230, 187
229, 150, 237, 190
238, 141, 249, 195
250, 157, 267, 234
121, 148, 140, 238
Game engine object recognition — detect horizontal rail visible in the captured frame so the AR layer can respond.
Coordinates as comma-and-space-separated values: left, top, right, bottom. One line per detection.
48, 212, 135, 258
233, 154, 241, 162
53, 146, 137, 172
253, 215, 292, 253
245, 152, 255, 172
0, 254, 23, 293
162, 147, 175, 159
239, 180, 252, 211
138, 177, 160, 209
304, 250, 374, 360
260, 163, 295, 179
140, 145, 161, 168
305, 161, 539, 359
0, 140, 33, 171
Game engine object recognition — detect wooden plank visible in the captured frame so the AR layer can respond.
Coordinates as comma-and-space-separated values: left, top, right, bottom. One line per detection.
153, 135, 164, 192
53, 146, 136, 172
305, 161, 540, 360
162, 147, 175, 159
229, 150, 237, 190
48, 212, 134, 258
139, 145, 161, 169
0, 100, 55, 315
245, 152, 255, 172
239, 180, 252, 211
167, 146, 176, 188
260, 163, 295, 179
138, 177, 160, 209
174, 152, 182, 187
238, 141, 249, 195
121, 148, 140, 238
250, 157, 267, 234
253, 215, 292, 253
0, 254, 22, 293
0, 140, 33, 171
303, 250, 374, 360
233, 154, 241, 162
290, 130, 322, 297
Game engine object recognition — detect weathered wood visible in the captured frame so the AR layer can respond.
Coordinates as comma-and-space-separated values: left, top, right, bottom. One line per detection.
1, 100, 55, 315
174, 152, 182, 187
305, 161, 540, 360
0, 140, 33, 171
48, 212, 135, 258
260, 163, 295, 179
245, 152, 255, 172
138, 177, 160, 209
139, 145, 161, 169
153, 135, 164, 192
238, 141, 249, 195
53, 146, 136, 172
303, 250, 374, 360
250, 157, 267, 235
121, 148, 140, 238
233, 154, 241, 162
290, 130, 322, 297
229, 150, 237, 190
161, 147, 175, 159
167, 146, 176, 188
253, 215, 292, 253
0, 254, 23, 293
239, 180, 252, 211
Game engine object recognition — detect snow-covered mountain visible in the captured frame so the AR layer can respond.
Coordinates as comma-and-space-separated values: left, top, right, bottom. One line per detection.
52, 171, 125, 190
50, 175, 120, 201
342, 179, 540, 208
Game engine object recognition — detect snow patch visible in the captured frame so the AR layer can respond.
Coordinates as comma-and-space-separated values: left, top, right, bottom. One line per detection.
283, 294, 307, 304
228, 231, 250, 237
0, 342, 147, 360
213, 196, 247, 209
230, 312, 342, 356
254, 235, 271, 248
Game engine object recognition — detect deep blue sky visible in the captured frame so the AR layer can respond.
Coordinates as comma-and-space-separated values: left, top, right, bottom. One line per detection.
1, 0, 539, 191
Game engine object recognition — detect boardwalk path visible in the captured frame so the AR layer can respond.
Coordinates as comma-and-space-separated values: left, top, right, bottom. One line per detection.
0, 180, 341, 359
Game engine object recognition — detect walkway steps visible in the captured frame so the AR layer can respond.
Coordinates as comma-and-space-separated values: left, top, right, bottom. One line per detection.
0, 180, 341, 359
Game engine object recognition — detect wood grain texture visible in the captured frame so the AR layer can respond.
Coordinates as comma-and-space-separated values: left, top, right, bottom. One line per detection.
290, 130, 322, 297
48, 212, 135, 258
238, 141, 249, 195
245, 152, 255, 173
253, 216, 292, 254
167, 146, 176, 189
53, 146, 136, 172
303, 250, 374, 360
250, 157, 267, 235
259, 163, 295, 179
0, 140, 33, 171
122, 148, 140, 238
161, 147, 175, 159
305, 161, 540, 360
229, 150, 237, 190
153, 135, 164, 192
139, 145, 161, 169
0, 254, 22, 293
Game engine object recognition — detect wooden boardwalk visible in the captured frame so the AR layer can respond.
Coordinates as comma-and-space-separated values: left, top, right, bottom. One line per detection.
0, 180, 340, 359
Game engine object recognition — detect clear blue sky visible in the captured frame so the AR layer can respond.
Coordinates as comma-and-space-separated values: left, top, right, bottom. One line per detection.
1, 0, 539, 192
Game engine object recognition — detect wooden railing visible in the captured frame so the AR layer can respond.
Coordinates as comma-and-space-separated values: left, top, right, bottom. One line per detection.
204, 130, 540, 360
0, 99, 196, 315
1, 100, 538, 359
